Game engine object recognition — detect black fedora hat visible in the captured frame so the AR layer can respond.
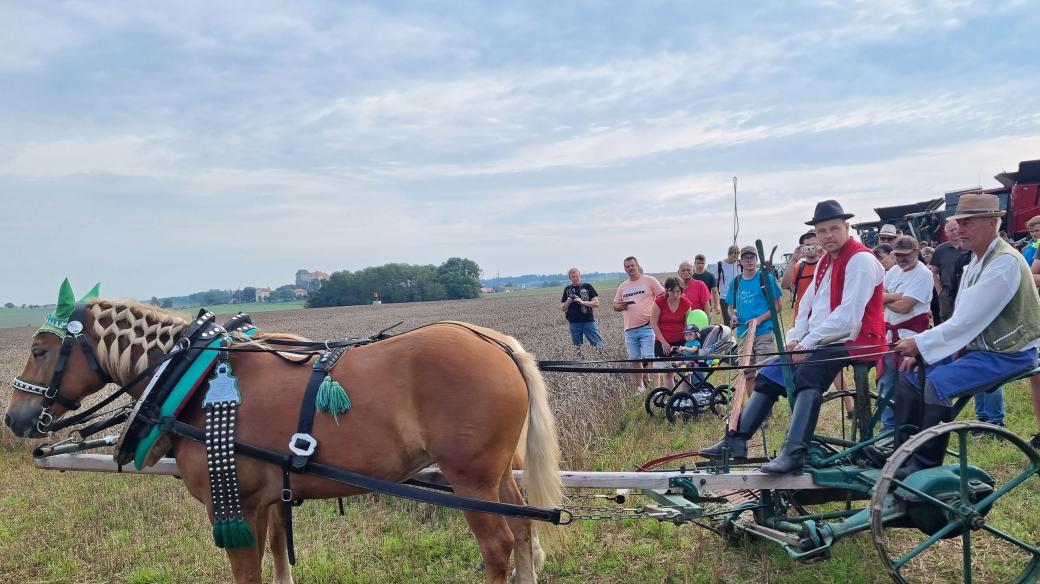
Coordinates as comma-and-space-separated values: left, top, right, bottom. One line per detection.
806, 200, 855, 226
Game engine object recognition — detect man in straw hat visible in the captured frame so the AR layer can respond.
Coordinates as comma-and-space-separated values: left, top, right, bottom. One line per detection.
699, 200, 885, 474
884, 192, 1040, 477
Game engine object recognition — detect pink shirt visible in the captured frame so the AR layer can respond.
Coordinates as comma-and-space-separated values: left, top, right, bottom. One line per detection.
614, 275, 665, 330
681, 278, 711, 311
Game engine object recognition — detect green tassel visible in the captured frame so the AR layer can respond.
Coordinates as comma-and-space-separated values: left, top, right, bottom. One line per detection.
316, 375, 351, 423
212, 518, 256, 549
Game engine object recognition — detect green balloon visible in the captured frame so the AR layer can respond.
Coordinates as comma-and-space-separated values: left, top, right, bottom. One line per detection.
686, 309, 709, 329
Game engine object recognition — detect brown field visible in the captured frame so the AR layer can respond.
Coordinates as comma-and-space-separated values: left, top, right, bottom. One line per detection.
1, 290, 1038, 583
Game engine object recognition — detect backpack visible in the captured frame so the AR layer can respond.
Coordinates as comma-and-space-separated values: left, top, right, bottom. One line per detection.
790, 261, 813, 308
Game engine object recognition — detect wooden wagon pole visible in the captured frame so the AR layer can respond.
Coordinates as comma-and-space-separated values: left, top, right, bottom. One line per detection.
756, 239, 795, 404
727, 319, 758, 433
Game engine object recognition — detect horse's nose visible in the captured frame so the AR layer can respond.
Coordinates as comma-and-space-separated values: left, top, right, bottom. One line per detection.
3, 413, 13, 429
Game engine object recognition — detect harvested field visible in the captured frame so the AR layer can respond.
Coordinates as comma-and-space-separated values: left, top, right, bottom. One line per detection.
1, 290, 1038, 583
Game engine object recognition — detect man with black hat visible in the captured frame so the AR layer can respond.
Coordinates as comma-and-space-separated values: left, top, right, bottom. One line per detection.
700, 200, 885, 474
887, 193, 1040, 477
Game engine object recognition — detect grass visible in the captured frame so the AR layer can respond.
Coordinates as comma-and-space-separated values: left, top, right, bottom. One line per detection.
1, 288, 1038, 583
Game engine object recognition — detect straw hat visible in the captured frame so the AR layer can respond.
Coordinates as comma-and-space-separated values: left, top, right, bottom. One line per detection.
947, 192, 1005, 221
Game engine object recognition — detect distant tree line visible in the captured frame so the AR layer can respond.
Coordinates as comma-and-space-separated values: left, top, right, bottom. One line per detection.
307, 257, 482, 308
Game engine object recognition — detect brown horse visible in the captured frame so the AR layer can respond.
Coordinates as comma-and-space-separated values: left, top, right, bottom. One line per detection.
4, 298, 562, 584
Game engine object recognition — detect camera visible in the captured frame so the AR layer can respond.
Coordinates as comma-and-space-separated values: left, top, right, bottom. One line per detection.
570, 294, 580, 302
801, 244, 819, 254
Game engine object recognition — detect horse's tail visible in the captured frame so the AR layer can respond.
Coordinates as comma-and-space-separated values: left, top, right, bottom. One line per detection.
436, 322, 563, 543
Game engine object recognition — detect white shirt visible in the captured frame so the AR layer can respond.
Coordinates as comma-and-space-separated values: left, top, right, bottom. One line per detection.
788, 251, 886, 349
883, 261, 933, 340
915, 238, 1038, 363
716, 259, 741, 294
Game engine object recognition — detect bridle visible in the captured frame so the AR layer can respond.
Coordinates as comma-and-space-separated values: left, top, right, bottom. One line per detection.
11, 304, 112, 434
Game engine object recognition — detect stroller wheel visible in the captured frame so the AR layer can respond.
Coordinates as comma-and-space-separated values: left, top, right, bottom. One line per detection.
666, 391, 700, 424
644, 387, 673, 417
708, 385, 733, 419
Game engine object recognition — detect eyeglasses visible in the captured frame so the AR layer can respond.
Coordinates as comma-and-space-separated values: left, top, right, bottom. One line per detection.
879, 236, 896, 242
740, 256, 758, 262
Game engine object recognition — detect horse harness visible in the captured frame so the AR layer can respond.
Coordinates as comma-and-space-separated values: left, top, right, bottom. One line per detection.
24, 315, 567, 562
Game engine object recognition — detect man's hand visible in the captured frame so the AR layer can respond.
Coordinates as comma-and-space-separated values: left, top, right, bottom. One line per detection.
790, 344, 809, 364
792, 245, 804, 261
612, 301, 628, 311
895, 337, 920, 372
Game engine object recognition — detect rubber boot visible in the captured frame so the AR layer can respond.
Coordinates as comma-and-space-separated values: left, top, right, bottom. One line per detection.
760, 389, 823, 475
895, 401, 953, 480
699, 391, 776, 459
863, 380, 923, 468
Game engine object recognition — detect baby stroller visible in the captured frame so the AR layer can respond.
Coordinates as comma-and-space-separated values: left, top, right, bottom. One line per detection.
642, 324, 737, 423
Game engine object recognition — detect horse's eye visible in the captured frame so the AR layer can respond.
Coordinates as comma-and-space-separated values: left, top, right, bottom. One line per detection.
31, 348, 46, 359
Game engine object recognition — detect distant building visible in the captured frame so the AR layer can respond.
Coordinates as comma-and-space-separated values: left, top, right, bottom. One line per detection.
293, 288, 309, 299
256, 287, 272, 302
295, 269, 330, 291
480, 287, 495, 294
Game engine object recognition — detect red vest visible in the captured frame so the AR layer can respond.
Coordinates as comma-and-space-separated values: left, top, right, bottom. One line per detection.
813, 239, 885, 362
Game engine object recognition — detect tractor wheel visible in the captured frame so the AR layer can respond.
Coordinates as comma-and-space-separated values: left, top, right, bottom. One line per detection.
869, 421, 1040, 583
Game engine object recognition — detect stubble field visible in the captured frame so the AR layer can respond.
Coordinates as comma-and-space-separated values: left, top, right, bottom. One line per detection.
1, 289, 1038, 583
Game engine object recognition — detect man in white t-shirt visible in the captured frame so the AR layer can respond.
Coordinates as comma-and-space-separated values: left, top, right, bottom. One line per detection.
612, 256, 665, 392
715, 245, 741, 324
875, 235, 934, 434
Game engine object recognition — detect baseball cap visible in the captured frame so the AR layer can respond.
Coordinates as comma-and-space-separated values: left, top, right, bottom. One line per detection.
683, 323, 700, 334
739, 245, 758, 258
891, 235, 920, 255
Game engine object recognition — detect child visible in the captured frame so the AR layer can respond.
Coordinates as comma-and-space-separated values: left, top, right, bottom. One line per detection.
673, 323, 708, 388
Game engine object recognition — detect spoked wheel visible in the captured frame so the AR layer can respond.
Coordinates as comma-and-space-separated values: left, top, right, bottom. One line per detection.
707, 385, 733, 419
870, 421, 1040, 583
666, 391, 700, 424
644, 387, 673, 417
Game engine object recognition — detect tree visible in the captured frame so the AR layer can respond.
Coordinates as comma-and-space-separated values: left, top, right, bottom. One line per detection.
3, 302, 13, 309
241, 286, 257, 303
436, 257, 482, 299
161, 299, 174, 309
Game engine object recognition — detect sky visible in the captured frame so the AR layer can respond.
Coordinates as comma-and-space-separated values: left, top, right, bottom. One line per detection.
2, 0, 1040, 305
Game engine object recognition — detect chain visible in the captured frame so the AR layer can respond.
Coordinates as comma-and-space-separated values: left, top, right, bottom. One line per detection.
562, 504, 685, 523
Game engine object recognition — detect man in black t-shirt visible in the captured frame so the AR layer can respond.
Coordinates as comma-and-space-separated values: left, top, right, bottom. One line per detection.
928, 219, 971, 323
692, 254, 719, 318
561, 267, 603, 350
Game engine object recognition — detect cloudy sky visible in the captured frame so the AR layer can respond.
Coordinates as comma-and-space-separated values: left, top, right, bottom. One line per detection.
3, 1, 1040, 304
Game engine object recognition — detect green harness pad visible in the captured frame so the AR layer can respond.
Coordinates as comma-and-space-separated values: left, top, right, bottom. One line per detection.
133, 330, 256, 470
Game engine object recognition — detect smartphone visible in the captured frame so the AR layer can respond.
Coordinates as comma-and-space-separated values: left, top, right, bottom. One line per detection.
624, 300, 636, 305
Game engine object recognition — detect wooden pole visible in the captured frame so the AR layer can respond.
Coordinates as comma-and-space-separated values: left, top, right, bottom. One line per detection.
727, 319, 758, 432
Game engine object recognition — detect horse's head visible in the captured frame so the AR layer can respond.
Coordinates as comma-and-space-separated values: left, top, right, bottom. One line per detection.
5, 279, 107, 437
5, 280, 186, 438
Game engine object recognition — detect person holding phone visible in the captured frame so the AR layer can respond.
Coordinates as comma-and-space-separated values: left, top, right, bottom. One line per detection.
560, 267, 603, 353
613, 256, 665, 393
781, 230, 822, 319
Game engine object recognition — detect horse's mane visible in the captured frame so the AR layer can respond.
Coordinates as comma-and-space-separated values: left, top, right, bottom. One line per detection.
86, 299, 189, 385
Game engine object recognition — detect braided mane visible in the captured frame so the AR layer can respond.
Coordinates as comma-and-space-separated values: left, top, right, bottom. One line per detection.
86, 299, 188, 385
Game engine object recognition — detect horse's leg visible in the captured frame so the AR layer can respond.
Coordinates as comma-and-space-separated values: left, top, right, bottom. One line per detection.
267, 503, 295, 584
221, 496, 268, 584
501, 470, 536, 584
254, 503, 270, 567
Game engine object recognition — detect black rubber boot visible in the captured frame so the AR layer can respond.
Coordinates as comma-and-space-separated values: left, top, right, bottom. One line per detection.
699, 391, 775, 459
895, 401, 953, 480
760, 389, 823, 475
863, 380, 924, 468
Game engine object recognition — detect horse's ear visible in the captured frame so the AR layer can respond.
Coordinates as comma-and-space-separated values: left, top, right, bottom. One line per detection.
78, 282, 101, 302
55, 278, 76, 320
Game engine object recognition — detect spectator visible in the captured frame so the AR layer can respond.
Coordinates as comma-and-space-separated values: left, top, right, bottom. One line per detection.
920, 246, 935, 264
715, 245, 741, 324
930, 219, 970, 323
923, 211, 942, 243
921, 246, 939, 322
650, 276, 694, 361
613, 256, 665, 392
877, 236, 933, 431
1022, 215, 1040, 266
726, 245, 784, 388
692, 254, 719, 319
781, 230, 822, 319
677, 260, 712, 317
873, 243, 896, 271
879, 224, 898, 245
560, 267, 603, 354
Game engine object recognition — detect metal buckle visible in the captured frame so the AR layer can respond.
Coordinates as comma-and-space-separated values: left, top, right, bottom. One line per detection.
36, 410, 54, 434
281, 488, 294, 502
288, 433, 317, 456
44, 385, 58, 399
